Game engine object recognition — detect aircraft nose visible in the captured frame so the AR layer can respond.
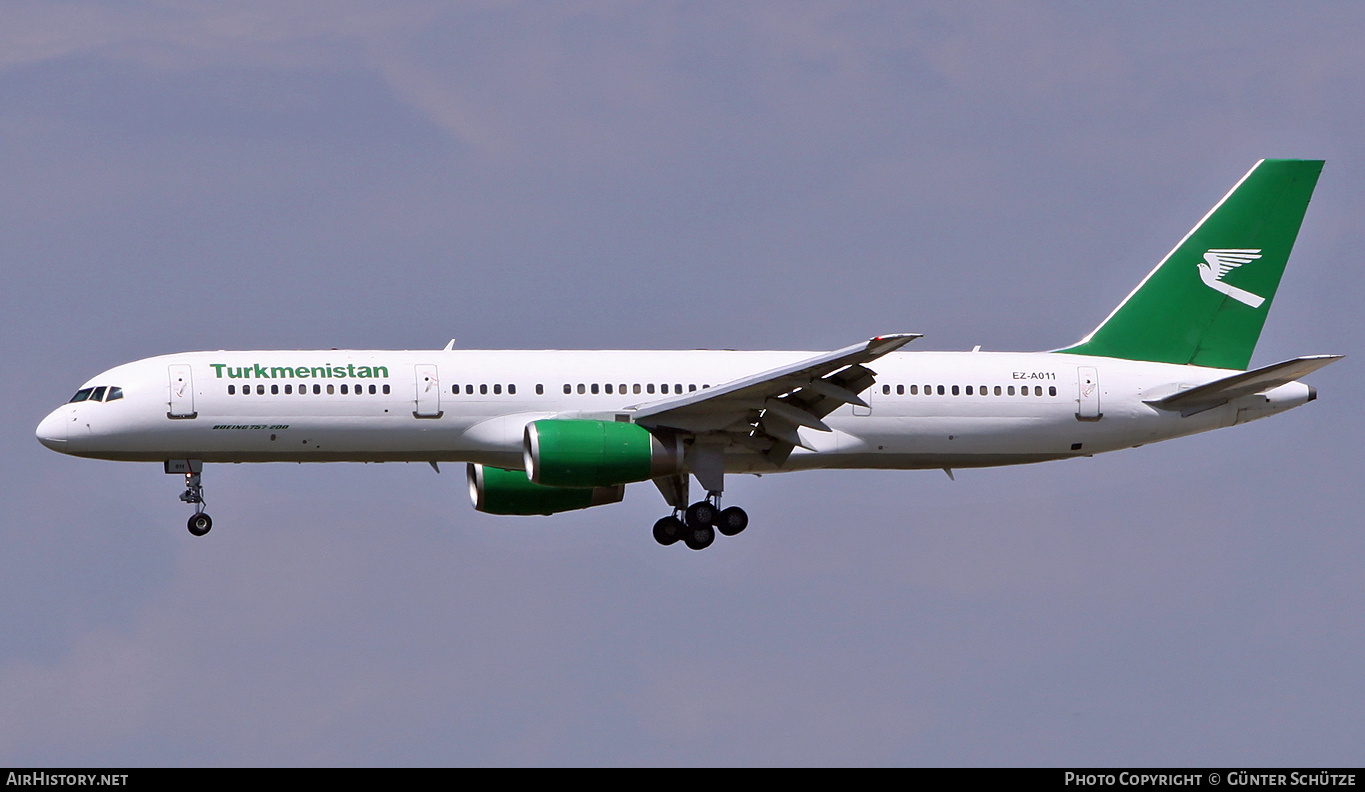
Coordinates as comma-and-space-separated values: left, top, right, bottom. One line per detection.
36, 408, 68, 451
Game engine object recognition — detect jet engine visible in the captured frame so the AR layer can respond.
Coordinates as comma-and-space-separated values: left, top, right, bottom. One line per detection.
467, 464, 623, 516
524, 419, 683, 488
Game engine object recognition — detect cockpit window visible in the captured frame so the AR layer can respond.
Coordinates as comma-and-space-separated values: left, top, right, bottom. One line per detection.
67, 386, 122, 403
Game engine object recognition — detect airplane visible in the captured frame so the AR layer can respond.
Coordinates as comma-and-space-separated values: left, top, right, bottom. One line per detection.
36, 159, 1341, 550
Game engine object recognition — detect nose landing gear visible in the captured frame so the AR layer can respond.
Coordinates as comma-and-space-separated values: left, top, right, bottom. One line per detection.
166, 460, 211, 537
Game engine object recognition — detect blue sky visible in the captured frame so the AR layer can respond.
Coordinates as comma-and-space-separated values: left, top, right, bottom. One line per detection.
2, 2, 1362, 765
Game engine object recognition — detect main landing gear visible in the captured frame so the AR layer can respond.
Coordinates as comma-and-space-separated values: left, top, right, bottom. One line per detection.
167, 460, 212, 537
652, 493, 748, 551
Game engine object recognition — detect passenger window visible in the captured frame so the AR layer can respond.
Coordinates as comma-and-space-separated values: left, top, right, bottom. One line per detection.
1048, 386, 1057, 396
564, 384, 572, 394
577, 384, 585, 395
675, 384, 682, 394
369, 384, 376, 394
980, 385, 987, 395
952, 385, 960, 396
1008, 386, 1015, 395
494, 384, 502, 395
882, 384, 891, 395
965, 386, 973, 395
910, 385, 918, 395
1035, 386, 1043, 396
341, 384, 349, 395
452, 385, 459, 395
621, 384, 627, 394
326, 384, 334, 395
591, 384, 599, 395
284, 384, 292, 395
382, 384, 390, 395
106, 387, 122, 401
689, 384, 697, 392
354, 383, 362, 395
647, 384, 655, 394
536, 384, 544, 395
257, 384, 265, 395
508, 384, 516, 395
897, 385, 904, 395
271, 385, 279, 395
936, 385, 944, 395
228, 385, 236, 395
634, 384, 641, 394
480, 384, 488, 395
994, 386, 1001, 396
661, 384, 670, 394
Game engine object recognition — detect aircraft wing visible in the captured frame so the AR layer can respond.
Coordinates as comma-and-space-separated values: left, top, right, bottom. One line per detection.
1146, 354, 1344, 415
630, 334, 920, 454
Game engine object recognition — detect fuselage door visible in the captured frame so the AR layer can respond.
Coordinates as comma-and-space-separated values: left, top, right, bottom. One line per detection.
414, 364, 442, 418
1076, 366, 1102, 421
168, 364, 196, 419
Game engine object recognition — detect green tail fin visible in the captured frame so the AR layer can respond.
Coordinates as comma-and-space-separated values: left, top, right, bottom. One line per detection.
1058, 159, 1323, 370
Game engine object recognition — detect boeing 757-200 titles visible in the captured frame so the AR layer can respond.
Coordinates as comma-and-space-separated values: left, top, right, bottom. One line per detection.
37, 160, 1341, 550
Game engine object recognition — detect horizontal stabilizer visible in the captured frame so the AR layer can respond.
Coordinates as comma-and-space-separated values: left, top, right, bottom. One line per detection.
1146, 355, 1343, 413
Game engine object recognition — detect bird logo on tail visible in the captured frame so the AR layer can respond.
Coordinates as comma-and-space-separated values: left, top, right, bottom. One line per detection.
1197, 249, 1266, 308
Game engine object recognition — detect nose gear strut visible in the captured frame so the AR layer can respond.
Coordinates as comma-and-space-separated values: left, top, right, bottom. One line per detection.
167, 460, 212, 536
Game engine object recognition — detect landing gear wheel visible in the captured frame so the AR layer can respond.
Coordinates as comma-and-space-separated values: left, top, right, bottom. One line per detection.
653, 515, 684, 546
684, 523, 715, 551
187, 512, 213, 537
685, 500, 718, 528
716, 506, 749, 536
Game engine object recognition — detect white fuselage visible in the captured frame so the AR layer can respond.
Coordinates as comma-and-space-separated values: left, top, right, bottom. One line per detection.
35, 348, 1315, 474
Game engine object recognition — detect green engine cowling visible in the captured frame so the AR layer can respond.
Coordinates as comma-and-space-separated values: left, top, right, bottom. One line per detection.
467, 464, 624, 516
524, 419, 683, 488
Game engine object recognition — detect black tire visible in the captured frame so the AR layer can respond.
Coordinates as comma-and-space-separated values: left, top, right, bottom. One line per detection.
652, 515, 683, 546
716, 506, 749, 536
685, 500, 718, 528
187, 512, 213, 537
684, 524, 715, 551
